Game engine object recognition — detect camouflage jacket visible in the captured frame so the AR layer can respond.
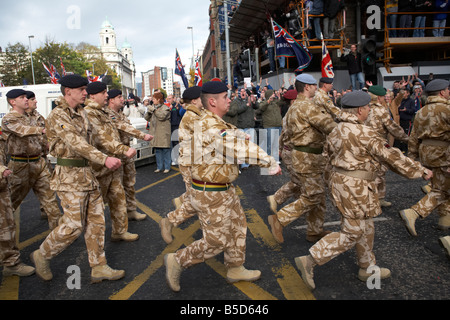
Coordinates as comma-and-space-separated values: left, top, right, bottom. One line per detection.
325, 112, 427, 219
284, 94, 337, 173
191, 108, 278, 184
84, 99, 130, 177
313, 88, 341, 121
1, 110, 43, 157
408, 95, 450, 168
46, 96, 108, 191
28, 109, 48, 156
178, 104, 203, 167
0, 135, 7, 190
366, 102, 409, 143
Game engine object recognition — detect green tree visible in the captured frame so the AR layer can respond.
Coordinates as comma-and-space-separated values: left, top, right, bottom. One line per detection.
0, 42, 33, 86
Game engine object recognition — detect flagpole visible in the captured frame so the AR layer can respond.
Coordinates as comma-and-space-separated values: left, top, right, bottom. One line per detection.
224, 1, 232, 86
271, 19, 281, 89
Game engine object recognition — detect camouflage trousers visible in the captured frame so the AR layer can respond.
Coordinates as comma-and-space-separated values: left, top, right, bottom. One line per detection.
374, 164, 388, 200
120, 159, 137, 216
273, 149, 302, 204
167, 165, 197, 227
175, 185, 247, 269
0, 186, 20, 267
309, 216, 376, 269
97, 170, 128, 236
8, 157, 61, 229
412, 166, 450, 218
39, 189, 107, 267
276, 169, 326, 238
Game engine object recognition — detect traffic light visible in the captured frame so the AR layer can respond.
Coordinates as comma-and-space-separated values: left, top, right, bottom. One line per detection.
240, 50, 251, 78
361, 37, 377, 76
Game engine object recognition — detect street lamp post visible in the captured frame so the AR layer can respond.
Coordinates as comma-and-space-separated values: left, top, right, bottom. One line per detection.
28, 35, 35, 85
187, 26, 194, 69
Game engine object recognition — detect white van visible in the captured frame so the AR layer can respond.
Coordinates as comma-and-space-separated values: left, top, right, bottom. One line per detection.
0, 84, 154, 164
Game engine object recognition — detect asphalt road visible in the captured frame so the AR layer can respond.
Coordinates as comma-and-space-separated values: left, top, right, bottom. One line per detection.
0, 161, 448, 306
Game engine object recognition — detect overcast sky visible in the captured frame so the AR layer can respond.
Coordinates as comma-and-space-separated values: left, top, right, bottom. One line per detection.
0, 0, 212, 82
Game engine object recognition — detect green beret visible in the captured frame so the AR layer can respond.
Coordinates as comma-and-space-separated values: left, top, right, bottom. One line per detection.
341, 91, 371, 108
368, 85, 387, 96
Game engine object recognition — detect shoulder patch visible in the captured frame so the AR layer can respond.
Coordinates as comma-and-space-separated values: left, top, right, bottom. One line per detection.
220, 129, 227, 137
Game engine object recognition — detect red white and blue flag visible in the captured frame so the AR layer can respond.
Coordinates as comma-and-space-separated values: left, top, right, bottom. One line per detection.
60, 57, 67, 76
86, 70, 107, 83
42, 62, 59, 84
194, 57, 202, 87
321, 39, 334, 78
271, 19, 312, 72
175, 49, 189, 89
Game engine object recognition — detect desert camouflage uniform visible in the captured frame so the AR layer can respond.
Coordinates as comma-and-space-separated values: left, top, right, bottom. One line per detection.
313, 88, 341, 121
39, 96, 109, 267
84, 99, 131, 236
1, 109, 60, 229
408, 95, 450, 221
167, 104, 203, 226
0, 133, 22, 267
366, 100, 409, 202
309, 112, 427, 268
174, 108, 278, 269
272, 105, 302, 205
275, 95, 336, 238
110, 108, 147, 218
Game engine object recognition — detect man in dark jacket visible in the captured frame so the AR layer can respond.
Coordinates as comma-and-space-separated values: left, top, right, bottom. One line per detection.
396, 89, 416, 151
236, 88, 258, 169
340, 44, 364, 90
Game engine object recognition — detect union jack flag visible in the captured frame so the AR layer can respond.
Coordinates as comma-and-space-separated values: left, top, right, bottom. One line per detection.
194, 57, 202, 87
321, 39, 334, 78
175, 49, 189, 89
60, 57, 67, 76
271, 19, 312, 72
42, 62, 59, 84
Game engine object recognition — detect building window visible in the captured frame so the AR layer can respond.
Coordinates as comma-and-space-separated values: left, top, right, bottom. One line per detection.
106, 37, 109, 44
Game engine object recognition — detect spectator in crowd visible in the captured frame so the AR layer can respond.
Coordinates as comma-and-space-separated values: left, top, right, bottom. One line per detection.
323, 0, 344, 39
433, 0, 450, 37
145, 92, 172, 173
309, 0, 324, 40
257, 89, 283, 158
386, 0, 399, 37
413, 0, 432, 37
398, 0, 414, 37
340, 44, 364, 90
236, 87, 258, 170
397, 88, 415, 151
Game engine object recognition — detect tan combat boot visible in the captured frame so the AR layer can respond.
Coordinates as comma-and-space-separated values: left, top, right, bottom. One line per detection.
30, 249, 53, 281
172, 197, 182, 210
294, 255, 316, 290
380, 199, 392, 207
399, 209, 419, 236
306, 230, 332, 243
164, 253, 182, 292
358, 266, 391, 282
3, 262, 35, 277
438, 215, 450, 231
128, 211, 147, 221
91, 264, 125, 283
439, 236, 450, 261
268, 214, 284, 243
160, 218, 174, 244
111, 232, 139, 242
267, 195, 278, 214
421, 184, 431, 194
227, 266, 261, 283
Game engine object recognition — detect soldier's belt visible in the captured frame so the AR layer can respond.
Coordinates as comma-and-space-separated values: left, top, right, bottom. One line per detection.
422, 139, 450, 147
334, 168, 376, 181
57, 158, 89, 167
192, 179, 231, 192
293, 145, 323, 154
10, 155, 41, 162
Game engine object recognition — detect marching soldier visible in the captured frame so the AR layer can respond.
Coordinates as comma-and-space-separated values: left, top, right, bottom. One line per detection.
30, 74, 125, 283
160, 86, 203, 244
107, 89, 153, 222
84, 82, 138, 241
400, 79, 450, 235
164, 81, 281, 292
295, 91, 432, 290
366, 85, 410, 207
313, 77, 341, 121
1, 89, 61, 230
0, 130, 35, 277
267, 74, 336, 244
